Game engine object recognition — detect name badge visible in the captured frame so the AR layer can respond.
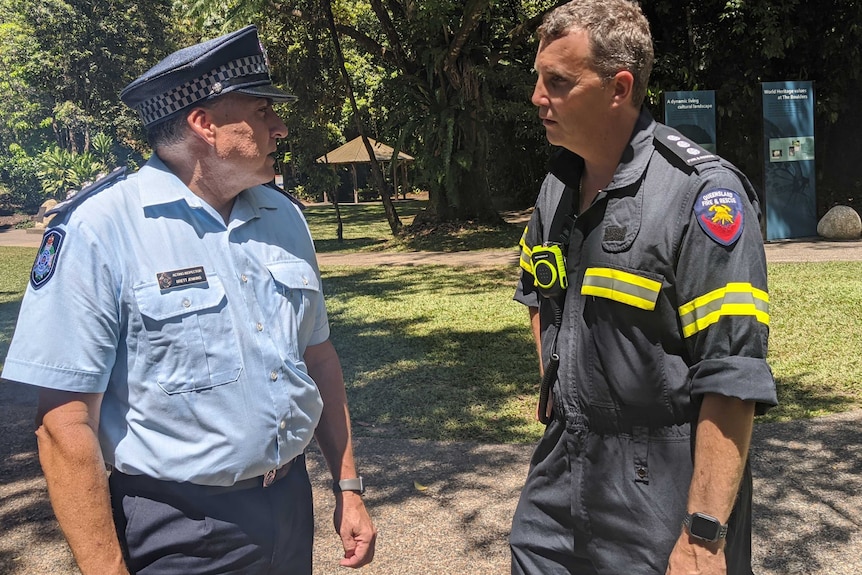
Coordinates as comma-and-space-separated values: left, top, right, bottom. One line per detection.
157, 266, 208, 292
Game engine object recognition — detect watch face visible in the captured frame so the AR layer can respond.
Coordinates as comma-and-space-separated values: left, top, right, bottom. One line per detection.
689, 513, 721, 541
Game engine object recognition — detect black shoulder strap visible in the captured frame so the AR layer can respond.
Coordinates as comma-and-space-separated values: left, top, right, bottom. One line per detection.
546, 149, 582, 246
45, 166, 127, 216
548, 184, 577, 246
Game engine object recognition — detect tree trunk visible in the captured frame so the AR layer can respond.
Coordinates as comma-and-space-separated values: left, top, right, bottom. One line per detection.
327, 165, 344, 242
425, 93, 501, 225
324, 0, 402, 235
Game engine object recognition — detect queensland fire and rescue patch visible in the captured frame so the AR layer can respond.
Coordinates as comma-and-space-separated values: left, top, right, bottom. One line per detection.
694, 188, 744, 246
31, 229, 65, 289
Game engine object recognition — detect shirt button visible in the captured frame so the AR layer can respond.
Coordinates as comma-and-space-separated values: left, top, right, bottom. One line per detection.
279, 420, 286, 430
256, 322, 263, 331
636, 467, 648, 480
182, 298, 191, 308
270, 370, 278, 381
302, 276, 308, 285
241, 274, 248, 283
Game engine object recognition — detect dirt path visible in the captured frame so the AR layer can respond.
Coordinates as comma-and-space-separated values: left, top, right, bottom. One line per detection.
4, 226, 862, 265
2, 378, 861, 574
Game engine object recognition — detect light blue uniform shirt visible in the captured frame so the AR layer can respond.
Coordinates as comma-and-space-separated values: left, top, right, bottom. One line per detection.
2, 155, 328, 486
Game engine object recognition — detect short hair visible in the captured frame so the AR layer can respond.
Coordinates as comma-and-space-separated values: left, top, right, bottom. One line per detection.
145, 98, 221, 149
145, 113, 190, 149
538, 0, 654, 108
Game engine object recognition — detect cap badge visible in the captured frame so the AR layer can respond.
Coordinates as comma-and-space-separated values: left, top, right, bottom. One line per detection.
258, 39, 271, 70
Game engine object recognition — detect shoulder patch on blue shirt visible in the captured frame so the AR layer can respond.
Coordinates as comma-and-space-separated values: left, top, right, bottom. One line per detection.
45, 166, 127, 216
694, 188, 744, 246
31, 228, 65, 289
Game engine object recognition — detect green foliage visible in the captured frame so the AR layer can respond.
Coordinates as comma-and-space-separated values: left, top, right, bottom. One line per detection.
0, 0, 174, 211
184, 0, 558, 222
0, 144, 42, 211
35, 146, 108, 200
91, 132, 116, 167
4, 0, 862, 220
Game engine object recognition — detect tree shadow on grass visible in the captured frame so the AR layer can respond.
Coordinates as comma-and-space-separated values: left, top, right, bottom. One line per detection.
761, 372, 859, 422
305, 200, 524, 254
321, 265, 541, 444
7, 265, 858, 574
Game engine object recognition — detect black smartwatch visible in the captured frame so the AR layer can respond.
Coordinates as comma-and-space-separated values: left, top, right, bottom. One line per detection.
683, 512, 728, 543
333, 477, 365, 495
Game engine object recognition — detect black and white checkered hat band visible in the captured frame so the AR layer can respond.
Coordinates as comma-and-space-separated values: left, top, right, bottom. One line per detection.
136, 54, 269, 126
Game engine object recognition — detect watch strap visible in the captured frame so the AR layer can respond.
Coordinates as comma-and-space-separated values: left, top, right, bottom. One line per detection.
334, 476, 365, 494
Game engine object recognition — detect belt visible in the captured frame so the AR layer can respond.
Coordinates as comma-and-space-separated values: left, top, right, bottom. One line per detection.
237, 455, 299, 490
111, 454, 303, 498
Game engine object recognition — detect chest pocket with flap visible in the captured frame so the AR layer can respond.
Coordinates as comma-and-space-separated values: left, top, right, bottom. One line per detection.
134, 274, 243, 394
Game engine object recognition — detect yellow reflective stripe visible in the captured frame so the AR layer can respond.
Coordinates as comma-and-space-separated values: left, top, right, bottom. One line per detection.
519, 225, 534, 274
519, 225, 532, 256
580, 268, 662, 311
679, 283, 770, 337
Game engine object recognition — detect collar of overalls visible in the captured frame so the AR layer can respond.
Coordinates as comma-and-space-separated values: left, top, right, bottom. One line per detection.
547, 107, 657, 194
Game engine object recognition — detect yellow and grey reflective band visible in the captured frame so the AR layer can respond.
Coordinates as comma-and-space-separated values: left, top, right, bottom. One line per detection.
519, 225, 533, 274
580, 267, 662, 311
678, 282, 770, 338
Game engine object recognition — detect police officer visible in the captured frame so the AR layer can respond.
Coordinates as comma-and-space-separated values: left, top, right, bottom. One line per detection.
1, 25, 375, 574
510, 1, 777, 574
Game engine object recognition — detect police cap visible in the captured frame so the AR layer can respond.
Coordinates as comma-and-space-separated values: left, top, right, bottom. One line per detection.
121, 25, 296, 128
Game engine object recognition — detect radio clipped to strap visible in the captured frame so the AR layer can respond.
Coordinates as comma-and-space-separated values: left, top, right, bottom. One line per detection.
534, 181, 579, 425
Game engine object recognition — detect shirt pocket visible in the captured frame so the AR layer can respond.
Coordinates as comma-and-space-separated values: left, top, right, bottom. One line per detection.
264, 260, 323, 357
134, 274, 243, 394
580, 265, 674, 410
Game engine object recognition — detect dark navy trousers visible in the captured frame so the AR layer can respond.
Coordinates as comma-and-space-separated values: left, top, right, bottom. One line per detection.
109, 456, 314, 575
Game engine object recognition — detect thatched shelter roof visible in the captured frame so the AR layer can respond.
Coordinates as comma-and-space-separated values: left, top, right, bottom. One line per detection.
316, 136, 414, 164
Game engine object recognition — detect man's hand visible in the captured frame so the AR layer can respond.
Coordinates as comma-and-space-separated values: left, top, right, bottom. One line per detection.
333, 491, 377, 568
666, 532, 725, 574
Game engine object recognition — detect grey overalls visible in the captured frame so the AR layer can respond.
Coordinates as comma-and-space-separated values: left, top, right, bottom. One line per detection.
511, 110, 778, 574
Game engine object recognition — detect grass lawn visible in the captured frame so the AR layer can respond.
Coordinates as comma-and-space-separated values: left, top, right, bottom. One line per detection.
1, 237, 860, 443
303, 199, 525, 253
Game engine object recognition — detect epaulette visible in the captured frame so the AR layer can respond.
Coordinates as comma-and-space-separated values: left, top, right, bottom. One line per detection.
45, 167, 127, 216
655, 124, 761, 210
265, 181, 305, 211
652, 125, 721, 172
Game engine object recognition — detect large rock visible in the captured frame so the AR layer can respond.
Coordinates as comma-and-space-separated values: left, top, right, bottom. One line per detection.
817, 205, 862, 240
25, 199, 60, 233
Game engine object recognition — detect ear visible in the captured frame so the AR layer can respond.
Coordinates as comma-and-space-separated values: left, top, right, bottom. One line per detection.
186, 107, 217, 145
610, 70, 635, 107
